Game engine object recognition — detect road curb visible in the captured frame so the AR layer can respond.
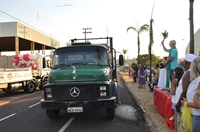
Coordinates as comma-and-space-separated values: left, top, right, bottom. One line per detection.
120, 74, 159, 132
0, 101, 10, 106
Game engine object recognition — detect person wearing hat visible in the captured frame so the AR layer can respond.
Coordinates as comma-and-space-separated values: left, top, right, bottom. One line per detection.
175, 53, 196, 132
161, 40, 178, 88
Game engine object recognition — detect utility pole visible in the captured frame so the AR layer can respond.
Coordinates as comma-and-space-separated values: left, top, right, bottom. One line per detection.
82, 28, 92, 42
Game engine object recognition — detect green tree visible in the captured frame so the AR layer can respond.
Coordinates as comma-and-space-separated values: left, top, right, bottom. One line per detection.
131, 63, 137, 69
127, 24, 149, 65
122, 49, 128, 61
139, 54, 163, 67
189, 0, 194, 54
122, 49, 128, 71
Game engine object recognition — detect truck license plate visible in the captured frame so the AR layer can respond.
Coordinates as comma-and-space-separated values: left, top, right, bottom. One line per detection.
67, 107, 83, 113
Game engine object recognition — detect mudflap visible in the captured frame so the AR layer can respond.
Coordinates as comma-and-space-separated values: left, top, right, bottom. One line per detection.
111, 82, 119, 105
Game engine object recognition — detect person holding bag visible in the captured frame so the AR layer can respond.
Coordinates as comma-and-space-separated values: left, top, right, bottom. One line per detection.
175, 54, 196, 132
181, 57, 200, 132
180, 101, 193, 132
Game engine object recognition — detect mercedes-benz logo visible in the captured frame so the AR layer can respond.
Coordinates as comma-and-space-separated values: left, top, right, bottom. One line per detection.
70, 87, 80, 97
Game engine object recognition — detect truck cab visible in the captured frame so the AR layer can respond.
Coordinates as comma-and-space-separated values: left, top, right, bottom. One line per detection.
41, 37, 124, 119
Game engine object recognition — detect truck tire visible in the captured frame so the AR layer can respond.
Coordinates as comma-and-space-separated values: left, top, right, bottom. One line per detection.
2, 88, 14, 93
106, 108, 115, 119
46, 110, 60, 119
39, 77, 48, 90
24, 81, 36, 93
2, 84, 14, 93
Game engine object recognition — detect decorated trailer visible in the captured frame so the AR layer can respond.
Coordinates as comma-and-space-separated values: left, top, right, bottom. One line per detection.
0, 53, 52, 93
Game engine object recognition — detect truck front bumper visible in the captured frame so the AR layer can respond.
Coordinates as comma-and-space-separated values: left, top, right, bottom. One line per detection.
40, 97, 116, 110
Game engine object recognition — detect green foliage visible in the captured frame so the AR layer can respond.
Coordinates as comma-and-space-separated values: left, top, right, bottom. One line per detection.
135, 54, 164, 68
122, 49, 128, 55
161, 30, 169, 41
131, 63, 137, 68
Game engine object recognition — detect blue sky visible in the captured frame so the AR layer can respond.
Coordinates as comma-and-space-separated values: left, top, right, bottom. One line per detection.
0, 0, 200, 59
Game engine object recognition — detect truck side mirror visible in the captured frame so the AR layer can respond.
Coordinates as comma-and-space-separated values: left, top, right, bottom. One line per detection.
119, 55, 124, 66
43, 57, 46, 68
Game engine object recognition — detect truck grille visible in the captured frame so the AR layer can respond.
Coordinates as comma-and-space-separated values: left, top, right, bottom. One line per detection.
53, 85, 99, 101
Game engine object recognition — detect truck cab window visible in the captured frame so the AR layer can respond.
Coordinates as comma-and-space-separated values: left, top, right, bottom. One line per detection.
52, 47, 108, 67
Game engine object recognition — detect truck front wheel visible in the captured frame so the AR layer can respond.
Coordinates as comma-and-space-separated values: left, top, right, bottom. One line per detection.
39, 77, 48, 90
24, 81, 36, 93
46, 110, 60, 119
106, 108, 115, 119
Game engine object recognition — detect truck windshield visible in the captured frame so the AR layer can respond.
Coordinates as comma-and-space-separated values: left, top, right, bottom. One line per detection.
52, 47, 109, 67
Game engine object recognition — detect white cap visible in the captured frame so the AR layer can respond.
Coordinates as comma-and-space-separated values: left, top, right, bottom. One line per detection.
184, 54, 196, 62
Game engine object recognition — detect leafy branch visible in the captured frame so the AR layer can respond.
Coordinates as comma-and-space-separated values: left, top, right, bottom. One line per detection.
161, 30, 169, 42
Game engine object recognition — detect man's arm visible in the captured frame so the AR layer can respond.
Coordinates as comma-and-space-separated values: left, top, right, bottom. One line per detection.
166, 56, 174, 65
176, 71, 190, 112
161, 41, 167, 52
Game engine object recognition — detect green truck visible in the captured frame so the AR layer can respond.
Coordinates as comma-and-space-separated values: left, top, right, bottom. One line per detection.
41, 37, 124, 119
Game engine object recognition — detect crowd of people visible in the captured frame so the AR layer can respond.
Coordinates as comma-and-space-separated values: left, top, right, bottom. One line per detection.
127, 39, 200, 132
128, 63, 163, 92
161, 40, 200, 132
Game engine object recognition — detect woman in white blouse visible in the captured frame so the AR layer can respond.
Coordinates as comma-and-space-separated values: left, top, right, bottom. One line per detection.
181, 57, 200, 132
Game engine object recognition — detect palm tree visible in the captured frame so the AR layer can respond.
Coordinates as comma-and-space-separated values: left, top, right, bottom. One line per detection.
189, 0, 194, 54
122, 49, 128, 71
127, 24, 149, 65
148, 3, 158, 82
122, 49, 128, 56
122, 49, 128, 63
148, 4, 155, 82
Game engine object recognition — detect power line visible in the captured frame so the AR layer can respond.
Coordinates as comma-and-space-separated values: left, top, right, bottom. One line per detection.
0, 1, 79, 45
7, 0, 59, 31
56, 4, 72, 7
0, 9, 66, 43
1, 0, 69, 43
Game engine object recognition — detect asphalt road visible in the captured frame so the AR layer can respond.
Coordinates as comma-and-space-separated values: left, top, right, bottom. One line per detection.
0, 75, 151, 132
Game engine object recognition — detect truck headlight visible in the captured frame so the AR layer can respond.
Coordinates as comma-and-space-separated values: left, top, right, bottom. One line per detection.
45, 87, 53, 99
100, 86, 106, 91
100, 92, 107, 96
45, 87, 52, 93
46, 93, 53, 98
100, 86, 107, 97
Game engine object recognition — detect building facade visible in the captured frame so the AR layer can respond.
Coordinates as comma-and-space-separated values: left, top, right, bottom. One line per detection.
185, 28, 200, 56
